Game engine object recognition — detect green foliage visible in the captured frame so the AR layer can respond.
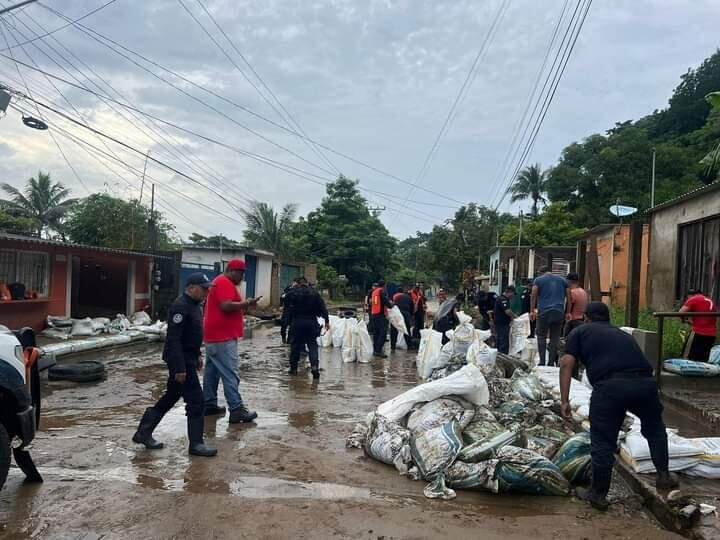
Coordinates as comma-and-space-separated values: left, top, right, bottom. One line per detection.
187, 233, 240, 247
0, 210, 35, 235
0, 171, 77, 237
66, 193, 177, 250
500, 203, 586, 246
546, 49, 720, 228
292, 177, 396, 289
507, 164, 548, 217
241, 201, 298, 258
316, 262, 344, 298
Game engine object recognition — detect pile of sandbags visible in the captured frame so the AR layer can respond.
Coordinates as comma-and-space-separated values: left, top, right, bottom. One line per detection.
347, 363, 585, 500
41, 312, 166, 341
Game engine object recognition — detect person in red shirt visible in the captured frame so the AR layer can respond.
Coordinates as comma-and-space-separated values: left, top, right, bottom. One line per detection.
680, 289, 718, 362
203, 259, 261, 423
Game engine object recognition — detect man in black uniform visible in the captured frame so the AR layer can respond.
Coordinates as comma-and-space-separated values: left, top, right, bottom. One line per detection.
390, 287, 413, 352
560, 302, 676, 510
132, 273, 217, 457
288, 277, 329, 379
280, 279, 299, 344
493, 287, 517, 354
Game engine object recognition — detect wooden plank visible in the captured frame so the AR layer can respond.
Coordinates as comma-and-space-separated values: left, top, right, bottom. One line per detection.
587, 236, 602, 302
625, 221, 643, 327
577, 240, 587, 287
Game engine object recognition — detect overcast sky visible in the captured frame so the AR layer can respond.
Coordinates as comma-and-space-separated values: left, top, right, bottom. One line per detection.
1, 0, 718, 241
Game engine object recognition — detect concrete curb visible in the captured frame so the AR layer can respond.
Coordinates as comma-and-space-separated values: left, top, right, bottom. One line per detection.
615, 461, 717, 539
662, 392, 720, 436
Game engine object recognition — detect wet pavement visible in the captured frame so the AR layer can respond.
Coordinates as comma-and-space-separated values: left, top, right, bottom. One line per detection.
0, 326, 680, 539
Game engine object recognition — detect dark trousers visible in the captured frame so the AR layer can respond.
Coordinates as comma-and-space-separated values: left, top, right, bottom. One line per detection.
290, 318, 320, 370
372, 314, 388, 354
684, 332, 716, 362
590, 378, 669, 496
564, 318, 584, 338
390, 310, 412, 350
412, 309, 425, 340
495, 323, 510, 354
537, 309, 564, 366
152, 365, 204, 419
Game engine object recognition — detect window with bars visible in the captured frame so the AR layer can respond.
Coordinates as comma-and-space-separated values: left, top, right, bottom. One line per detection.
677, 217, 720, 306
0, 249, 50, 297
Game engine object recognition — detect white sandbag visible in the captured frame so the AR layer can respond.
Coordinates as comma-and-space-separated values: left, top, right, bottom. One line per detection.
91, 317, 110, 332
445, 459, 499, 492
387, 306, 408, 335
466, 341, 497, 374
510, 369, 547, 402
47, 315, 73, 328
521, 337, 539, 368
417, 328, 444, 379
710, 345, 720, 366
377, 364, 489, 422
108, 315, 132, 334
322, 315, 338, 347
71, 317, 97, 337
342, 318, 358, 363
410, 420, 464, 480
354, 320, 373, 363
130, 311, 152, 326
620, 429, 703, 473
406, 398, 475, 434
664, 358, 720, 377
396, 333, 408, 350
509, 313, 531, 356
332, 317, 346, 348
364, 413, 413, 474
40, 328, 71, 340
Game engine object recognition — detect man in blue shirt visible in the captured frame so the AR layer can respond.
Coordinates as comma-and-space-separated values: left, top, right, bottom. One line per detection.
530, 266, 571, 366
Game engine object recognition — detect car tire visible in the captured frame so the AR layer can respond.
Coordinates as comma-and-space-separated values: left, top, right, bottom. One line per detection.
0, 423, 10, 492
48, 361, 105, 383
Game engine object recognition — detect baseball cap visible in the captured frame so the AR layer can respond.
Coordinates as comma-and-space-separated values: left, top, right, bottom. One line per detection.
226, 259, 246, 271
585, 301, 610, 321
186, 272, 214, 288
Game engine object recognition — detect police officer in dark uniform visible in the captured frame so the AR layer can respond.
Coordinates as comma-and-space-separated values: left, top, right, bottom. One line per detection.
287, 277, 329, 379
560, 302, 676, 510
132, 273, 217, 457
493, 286, 517, 354
280, 279, 299, 344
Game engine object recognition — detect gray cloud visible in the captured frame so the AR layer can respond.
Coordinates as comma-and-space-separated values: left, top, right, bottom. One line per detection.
0, 0, 718, 240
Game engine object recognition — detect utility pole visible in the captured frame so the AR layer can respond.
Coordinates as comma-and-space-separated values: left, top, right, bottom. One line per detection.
516, 211, 523, 284
0, 0, 37, 15
148, 184, 157, 318
650, 147, 656, 208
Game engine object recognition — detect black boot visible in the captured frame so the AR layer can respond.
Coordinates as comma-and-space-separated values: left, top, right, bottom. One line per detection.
656, 471, 679, 490
229, 405, 258, 423
311, 369, 320, 380
575, 486, 609, 511
204, 404, 227, 416
132, 408, 164, 449
187, 416, 217, 457
288, 366, 298, 375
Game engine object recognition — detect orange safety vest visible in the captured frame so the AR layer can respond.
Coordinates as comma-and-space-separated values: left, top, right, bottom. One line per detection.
371, 287, 387, 316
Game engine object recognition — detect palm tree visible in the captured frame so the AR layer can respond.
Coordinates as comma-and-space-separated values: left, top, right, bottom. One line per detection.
241, 201, 298, 257
507, 164, 548, 217
1, 172, 77, 237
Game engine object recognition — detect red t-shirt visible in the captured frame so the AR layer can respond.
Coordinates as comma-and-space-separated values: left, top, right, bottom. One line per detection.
204, 274, 244, 342
683, 294, 718, 337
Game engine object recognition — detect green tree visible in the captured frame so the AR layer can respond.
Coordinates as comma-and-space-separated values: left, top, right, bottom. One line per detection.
507, 164, 548, 217
299, 176, 396, 289
66, 193, 176, 249
0, 210, 35, 235
0, 171, 77, 237
187, 233, 241, 248
241, 201, 298, 258
700, 91, 720, 183
500, 203, 586, 246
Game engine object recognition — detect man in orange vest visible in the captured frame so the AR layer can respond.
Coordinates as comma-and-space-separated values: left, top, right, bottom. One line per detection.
370, 280, 394, 358
410, 283, 427, 340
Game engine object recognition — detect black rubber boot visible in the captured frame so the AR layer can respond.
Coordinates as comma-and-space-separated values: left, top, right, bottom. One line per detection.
187, 416, 217, 457
311, 369, 320, 380
288, 367, 298, 375
229, 406, 258, 423
656, 471, 679, 490
132, 408, 164, 449
204, 404, 226, 416
575, 486, 609, 511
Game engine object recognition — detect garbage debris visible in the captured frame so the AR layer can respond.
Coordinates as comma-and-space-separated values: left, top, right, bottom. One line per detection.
510, 369, 547, 402
410, 420, 464, 480
494, 446, 570, 496
364, 413, 413, 474
552, 432, 591, 483
406, 397, 475, 434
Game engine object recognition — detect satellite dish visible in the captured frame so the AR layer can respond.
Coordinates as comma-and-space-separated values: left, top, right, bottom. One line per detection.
609, 204, 637, 218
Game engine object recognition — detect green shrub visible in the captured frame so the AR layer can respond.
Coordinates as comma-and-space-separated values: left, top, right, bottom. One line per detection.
610, 306, 686, 359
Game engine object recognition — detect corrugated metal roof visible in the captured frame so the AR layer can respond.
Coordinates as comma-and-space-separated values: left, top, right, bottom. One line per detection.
0, 232, 166, 258
645, 181, 720, 215
181, 244, 275, 257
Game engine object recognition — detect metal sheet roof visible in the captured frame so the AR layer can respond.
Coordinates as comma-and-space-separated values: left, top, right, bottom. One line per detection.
645, 181, 720, 215
0, 232, 167, 259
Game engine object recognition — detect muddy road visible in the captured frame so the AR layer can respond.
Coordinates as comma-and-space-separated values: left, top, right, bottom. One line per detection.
1, 326, 678, 539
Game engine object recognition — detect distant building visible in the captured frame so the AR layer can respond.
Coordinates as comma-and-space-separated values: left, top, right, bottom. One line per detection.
576, 224, 650, 308
487, 245, 576, 295
646, 182, 720, 310
0, 232, 155, 331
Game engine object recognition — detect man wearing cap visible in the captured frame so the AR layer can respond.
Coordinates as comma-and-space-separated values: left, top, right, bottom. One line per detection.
559, 301, 676, 511
132, 272, 217, 457
203, 259, 260, 424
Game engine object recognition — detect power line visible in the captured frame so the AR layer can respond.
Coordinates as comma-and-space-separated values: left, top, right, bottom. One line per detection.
184, 0, 341, 177
387, 0, 510, 226
494, 0, 593, 211
0, 18, 91, 193
35, 1, 467, 206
